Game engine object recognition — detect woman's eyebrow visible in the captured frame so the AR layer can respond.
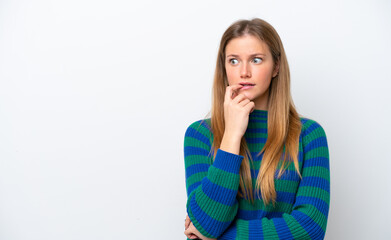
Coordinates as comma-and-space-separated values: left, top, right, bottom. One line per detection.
226, 53, 266, 58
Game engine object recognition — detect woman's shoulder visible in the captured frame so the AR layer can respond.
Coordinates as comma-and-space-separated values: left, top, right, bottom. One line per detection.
186, 118, 211, 131
299, 115, 328, 144
184, 118, 213, 148
184, 118, 213, 137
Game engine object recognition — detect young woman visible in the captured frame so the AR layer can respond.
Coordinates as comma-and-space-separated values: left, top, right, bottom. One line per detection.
183, 18, 330, 240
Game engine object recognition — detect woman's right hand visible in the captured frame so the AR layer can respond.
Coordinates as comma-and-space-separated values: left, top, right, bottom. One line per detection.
185, 215, 217, 240
223, 84, 255, 139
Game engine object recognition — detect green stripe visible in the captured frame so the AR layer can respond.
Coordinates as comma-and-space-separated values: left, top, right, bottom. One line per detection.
303, 127, 326, 145
184, 155, 213, 168
207, 166, 240, 190
186, 193, 215, 238
189, 122, 213, 142
284, 213, 311, 239
239, 198, 294, 213
186, 172, 207, 189
296, 187, 330, 204
302, 166, 330, 180
275, 179, 300, 193
235, 219, 249, 240
261, 217, 279, 238
292, 204, 328, 232
184, 136, 211, 150
305, 147, 329, 159
195, 190, 238, 222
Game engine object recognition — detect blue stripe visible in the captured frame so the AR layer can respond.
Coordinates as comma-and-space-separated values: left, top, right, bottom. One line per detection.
201, 177, 238, 206
250, 151, 265, 161
237, 209, 268, 219
291, 210, 325, 239
249, 182, 297, 205
273, 218, 294, 239
304, 157, 329, 169
248, 219, 263, 239
250, 168, 301, 182
299, 176, 330, 193
250, 110, 268, 116
305, 121, 321, 135
274, 169, 301, 181
300, 118, 309, 125
219, 222, 237, 239
276, 191, 296, 204
199, 119, 211, 131
189, 194, 231, 237
304, 136, 328, 152
246, 137, 267, 144
266, 211, 285, 218
187, 182, 201, 197
249, 150, 304, 163
247, 127, 268, 133
185, 163, 209, 178
298, 151, 304, 162
185, 126, 211, 147
249, 119, 267, 123
294, 196, 329, 217
213, 149, 243, 174
184, 146, 210, 157
237, 208, 287, 220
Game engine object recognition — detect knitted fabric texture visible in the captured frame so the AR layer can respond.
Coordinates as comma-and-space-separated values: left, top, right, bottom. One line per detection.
184, 109, 330, 239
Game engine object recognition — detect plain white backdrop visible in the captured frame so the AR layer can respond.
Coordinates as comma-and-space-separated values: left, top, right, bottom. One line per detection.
0, 0, 390, 239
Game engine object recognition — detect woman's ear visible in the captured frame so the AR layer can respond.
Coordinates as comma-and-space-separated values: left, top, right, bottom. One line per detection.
272, 59, 280, 78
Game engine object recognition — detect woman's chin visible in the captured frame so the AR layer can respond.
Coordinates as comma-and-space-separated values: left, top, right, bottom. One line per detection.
240, 91, 252, 100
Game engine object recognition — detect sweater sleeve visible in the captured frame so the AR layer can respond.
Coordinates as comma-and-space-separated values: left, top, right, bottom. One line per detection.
233, 119, 330, 240
184, 120, 244, 238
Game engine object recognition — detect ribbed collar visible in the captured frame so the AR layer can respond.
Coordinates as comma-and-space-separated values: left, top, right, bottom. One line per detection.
249, 109, 268, 122
244, 109, 268, 138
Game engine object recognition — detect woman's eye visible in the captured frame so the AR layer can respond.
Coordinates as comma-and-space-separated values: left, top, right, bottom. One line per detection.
229, 59, 239, 65
253, 57, 262, 64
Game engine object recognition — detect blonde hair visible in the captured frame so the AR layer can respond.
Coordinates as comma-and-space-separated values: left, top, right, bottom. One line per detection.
203, 18, 302, 206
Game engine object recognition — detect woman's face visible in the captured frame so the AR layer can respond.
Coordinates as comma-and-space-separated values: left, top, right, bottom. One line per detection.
225, 34, 279, 110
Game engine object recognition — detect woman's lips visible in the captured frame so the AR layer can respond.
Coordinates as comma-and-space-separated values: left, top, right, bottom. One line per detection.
240, 85, 254, 90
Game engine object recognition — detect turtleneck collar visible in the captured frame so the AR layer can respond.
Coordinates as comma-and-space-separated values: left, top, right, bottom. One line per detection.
245, 109, 268, 138
249, 109, 268, 121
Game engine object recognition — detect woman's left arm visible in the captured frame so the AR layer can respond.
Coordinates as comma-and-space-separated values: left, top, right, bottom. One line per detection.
233, 119, 330, 239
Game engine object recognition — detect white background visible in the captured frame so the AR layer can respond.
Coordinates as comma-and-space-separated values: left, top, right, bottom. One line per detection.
1, 0, 390, 239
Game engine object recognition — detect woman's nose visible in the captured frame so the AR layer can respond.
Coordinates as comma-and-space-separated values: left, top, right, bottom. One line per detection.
240, 62, 251, 78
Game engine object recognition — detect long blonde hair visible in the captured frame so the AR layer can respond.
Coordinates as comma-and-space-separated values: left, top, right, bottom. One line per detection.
204, 18, 302, 206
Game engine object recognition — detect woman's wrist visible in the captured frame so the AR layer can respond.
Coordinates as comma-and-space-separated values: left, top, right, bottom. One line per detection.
220, 132, 242, 155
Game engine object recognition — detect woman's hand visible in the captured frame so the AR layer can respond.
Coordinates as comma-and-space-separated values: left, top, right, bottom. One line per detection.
223, 84, 255, 140
184, 215, 217, 240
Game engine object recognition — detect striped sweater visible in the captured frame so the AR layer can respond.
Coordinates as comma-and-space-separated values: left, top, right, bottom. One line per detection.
184, 109, 330, 239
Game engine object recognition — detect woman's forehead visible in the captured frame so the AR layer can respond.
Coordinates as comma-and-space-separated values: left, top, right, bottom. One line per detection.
225, 35, 270, 56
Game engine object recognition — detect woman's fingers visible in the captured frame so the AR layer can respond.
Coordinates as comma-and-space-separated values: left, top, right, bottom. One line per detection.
184, 222, 200, 239
251, 101, 255, 112
225, 85, 251, 106
224, 84, 243, 103
185, 215, 200, 239
223, 84, 254, 139
238, 98, 250, 107
185, 215, 190, 229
